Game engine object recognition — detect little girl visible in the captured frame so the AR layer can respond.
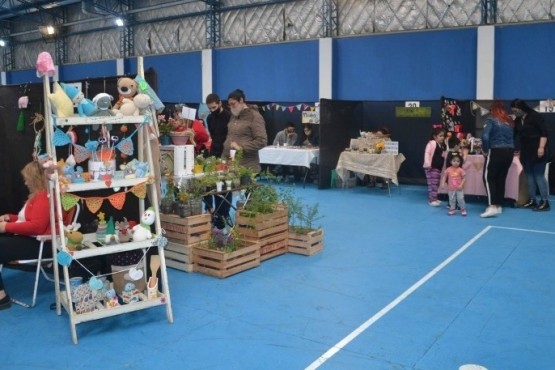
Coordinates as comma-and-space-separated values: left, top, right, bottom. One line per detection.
423, 128, 446, 206
441, 152, 467, 216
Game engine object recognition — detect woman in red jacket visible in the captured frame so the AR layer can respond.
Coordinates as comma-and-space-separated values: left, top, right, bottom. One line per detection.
0, 161, 51, 310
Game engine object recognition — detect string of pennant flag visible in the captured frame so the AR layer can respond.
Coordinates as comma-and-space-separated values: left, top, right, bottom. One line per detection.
60, 182, 147, 214
261, 103, 317, 112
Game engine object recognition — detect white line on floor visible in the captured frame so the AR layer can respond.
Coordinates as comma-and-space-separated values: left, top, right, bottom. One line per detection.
305, 226, 493, 370
492, 225, 555, 235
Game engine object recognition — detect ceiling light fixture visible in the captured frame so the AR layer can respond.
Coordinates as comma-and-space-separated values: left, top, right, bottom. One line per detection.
46, 25, 56, 35
0, 40, 5, 47
115, 18, 124, 27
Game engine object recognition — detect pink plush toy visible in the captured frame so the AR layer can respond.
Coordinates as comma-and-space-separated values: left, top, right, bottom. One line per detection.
36, 52, 56, 77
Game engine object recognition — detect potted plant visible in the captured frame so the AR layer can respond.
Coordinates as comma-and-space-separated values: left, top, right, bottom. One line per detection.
280, 188, 324, 256
157, 114, 173, 146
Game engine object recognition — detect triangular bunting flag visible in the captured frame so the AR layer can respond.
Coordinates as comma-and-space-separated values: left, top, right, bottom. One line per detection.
108, 192, 126, 210
296, 104, 302, 110
61, 193, 79, 211
281, 106, 287, 112
303, 104, 309, 110
275, 104, 281, 111
131, 183, 147, 199
288, 106, 294, 112
85, 197, 103, 214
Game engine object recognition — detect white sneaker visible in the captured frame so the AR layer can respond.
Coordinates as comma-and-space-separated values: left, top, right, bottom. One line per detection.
428, 200, 441, 207
480, 206, 498, 218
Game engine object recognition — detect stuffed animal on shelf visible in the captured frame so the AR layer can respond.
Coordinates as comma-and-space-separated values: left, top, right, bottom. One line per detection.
64, 222, 83, 251
121, 282, 141, 304
132, 207, 156, 242
113, 77, 138, 110
114, 93, 152, 116
92, 93, 115, 116
48, 82, 74, 117
104, 216, 119, 245
104, 289, 120, 308
60, 82, 97, 116
115, 217, 134, 242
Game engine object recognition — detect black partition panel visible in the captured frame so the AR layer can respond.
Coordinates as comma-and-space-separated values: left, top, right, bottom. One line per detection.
319, 99, 362, 189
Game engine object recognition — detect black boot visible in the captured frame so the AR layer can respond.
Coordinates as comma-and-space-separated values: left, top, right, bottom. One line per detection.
521, 198, 537, 208
533, 199, 550, 212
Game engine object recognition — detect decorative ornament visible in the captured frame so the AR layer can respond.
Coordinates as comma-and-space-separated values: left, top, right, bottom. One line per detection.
17, 111, 25, 132
53, 126, 72, 146
57, 251, 73, 266
88, 276, 103, 291
157, 235, 168, 248
128, 268, 144, 281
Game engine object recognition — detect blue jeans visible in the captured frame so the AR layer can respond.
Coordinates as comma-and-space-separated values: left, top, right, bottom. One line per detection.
523, 160, 549, 200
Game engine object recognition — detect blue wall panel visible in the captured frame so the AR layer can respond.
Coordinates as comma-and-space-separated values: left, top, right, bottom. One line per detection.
144, 52, 202, 103
334, 29, 477, 100
61, 60, 115, 81
495, 22, 555, 99
214, 41, 319, 102
8, 69, 41, 85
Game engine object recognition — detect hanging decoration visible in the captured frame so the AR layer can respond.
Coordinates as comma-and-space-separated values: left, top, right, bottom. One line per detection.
440, 96, 463, 133
30, 113, 45, 161
260, 102, 317, 112
60, 181, 148, 213
115, 123, 143, 156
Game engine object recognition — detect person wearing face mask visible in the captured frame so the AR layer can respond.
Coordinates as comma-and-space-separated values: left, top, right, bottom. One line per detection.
511, 98, 551, 211
222, 89, 267, 173
296, 124, 319, 147
206, 93, 231, 158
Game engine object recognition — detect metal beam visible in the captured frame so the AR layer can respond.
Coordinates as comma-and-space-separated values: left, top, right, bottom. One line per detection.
205, 0, 220, 48
481, 0, 497, 24
321, 0, 337, 37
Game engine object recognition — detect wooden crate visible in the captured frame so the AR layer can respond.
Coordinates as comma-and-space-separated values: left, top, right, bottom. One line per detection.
165, 241, 194, 272
193, 240, 261, 278
288, 228, 324, 256
236, 207, 289, 261
160, 213, 211, 245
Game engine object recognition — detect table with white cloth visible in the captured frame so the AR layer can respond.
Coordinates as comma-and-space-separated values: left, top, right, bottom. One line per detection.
440, 154, 522, 200
335, 151, 406, 186
258, 146, 319, 168
258, 146, 320, 185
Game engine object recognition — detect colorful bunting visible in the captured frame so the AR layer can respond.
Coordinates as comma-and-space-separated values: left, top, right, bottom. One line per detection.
60, 182, 148, 213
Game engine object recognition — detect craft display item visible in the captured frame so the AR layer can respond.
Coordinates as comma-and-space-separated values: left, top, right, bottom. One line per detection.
132, 207, 156, 242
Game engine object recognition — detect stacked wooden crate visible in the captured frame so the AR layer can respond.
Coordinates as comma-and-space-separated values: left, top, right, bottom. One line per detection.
288, 228, 324, 256
160, 213, 212, 272
235, 206, 289, 261
193, 240, 261, 278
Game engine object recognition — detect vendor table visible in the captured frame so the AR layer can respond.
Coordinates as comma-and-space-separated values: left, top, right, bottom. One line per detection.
440, 154, 522, 200
335, 151, 406, 190
258, 146, 319, 168
258, 146, 319, 186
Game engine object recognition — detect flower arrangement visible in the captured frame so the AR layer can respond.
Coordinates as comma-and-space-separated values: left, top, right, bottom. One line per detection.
375, 141, 385, 153
157, 115, 173, 136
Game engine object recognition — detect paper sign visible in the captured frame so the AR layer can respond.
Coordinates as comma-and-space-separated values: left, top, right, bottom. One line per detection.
539, 100, 555, 113
181, 106, 197, 120
383, 141, 399, 154
405, 101, 420, 108
302, 111, 319, 124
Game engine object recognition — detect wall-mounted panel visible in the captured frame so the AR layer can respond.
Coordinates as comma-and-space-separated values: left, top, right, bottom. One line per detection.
494, 22, 555, 99
334, 29, 477, 100
61, 60, 117, 82
213, 41, 319, 102
143, 52, 203, 103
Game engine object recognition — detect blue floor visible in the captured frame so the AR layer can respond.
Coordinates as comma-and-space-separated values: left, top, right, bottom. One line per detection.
2, 184, 554, 370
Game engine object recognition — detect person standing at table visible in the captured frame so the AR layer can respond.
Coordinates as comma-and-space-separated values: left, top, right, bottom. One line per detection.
480, 100, 515, 218
205, 93, 232, 228
423, 127, 446, 206
223, 89, 267, 173
511, 99, 551, 212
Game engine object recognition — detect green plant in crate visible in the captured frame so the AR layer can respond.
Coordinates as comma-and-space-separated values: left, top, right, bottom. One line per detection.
279, 187, 323, 233
243, 184, 279, 214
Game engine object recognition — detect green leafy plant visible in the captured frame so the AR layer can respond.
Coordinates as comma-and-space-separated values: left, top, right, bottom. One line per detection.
243, 184, 279, 214
279, 187, 323, 233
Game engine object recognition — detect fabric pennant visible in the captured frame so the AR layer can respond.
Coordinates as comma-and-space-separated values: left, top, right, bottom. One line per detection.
73, 143, 91, 163
61, 193, 79, 211
131, 183, 147, 199
116, 137, 134, 156
85, 197, 103, 214
288, 106, 294, 113
53, 127, 72, 146
108, 192, 126, 210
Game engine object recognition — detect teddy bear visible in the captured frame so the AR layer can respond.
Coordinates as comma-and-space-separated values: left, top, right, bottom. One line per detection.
60, 82, 97, 116
92, 93, 115, 117
113, 77, 138, 110
114, 93, 152, 116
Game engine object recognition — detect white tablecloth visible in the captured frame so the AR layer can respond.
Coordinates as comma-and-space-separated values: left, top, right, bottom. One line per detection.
335, 151, 406, 185
258, 146, 319, 169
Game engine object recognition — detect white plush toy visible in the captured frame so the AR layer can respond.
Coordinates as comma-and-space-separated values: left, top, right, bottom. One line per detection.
132, 207, 156, 242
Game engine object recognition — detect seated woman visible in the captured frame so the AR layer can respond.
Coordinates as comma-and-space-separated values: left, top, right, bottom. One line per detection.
296, 124, 319, 147
0, 161, 51, 310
